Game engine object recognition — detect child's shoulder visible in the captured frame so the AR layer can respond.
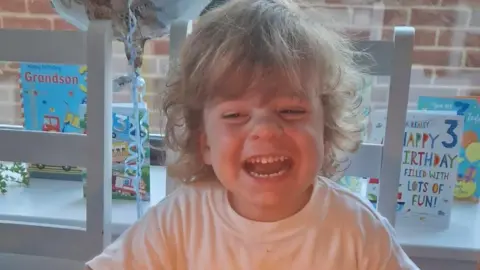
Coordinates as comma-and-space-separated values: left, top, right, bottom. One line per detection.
315, 177, 388, 230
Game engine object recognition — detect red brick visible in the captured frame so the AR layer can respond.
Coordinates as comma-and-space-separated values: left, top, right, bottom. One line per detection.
324, 0, 441, 5
465, 32, 480, 47
413, 49, 462, 66
431, 68, 480, 88
0, 0, 27, 12
465, 50, 480, 67
53, 18, 78, 31
152, 39, 169, 55
441, 0, 480, 5
383, 28, 436, 46
411, 8, 460, 27
27, 0, 55, 14
403, 0, 441, 4
3, 17, 52, 30
383, 8, 409, 26
438, 30, 480, 48
415, 29, 437, 46
431, 67, 478, 78
385, 0, 441, 5
377, 66, 435, 85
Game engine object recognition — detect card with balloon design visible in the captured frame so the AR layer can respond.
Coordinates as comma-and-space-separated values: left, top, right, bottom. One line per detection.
418, 96, 480, 203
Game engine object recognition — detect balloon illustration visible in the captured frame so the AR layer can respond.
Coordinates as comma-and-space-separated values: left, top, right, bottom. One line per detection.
454, 141, 479, 200
465, 142, 480, 163
462, 130, 478, 149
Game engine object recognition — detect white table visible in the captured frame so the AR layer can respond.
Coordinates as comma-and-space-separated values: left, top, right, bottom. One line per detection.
0, 166, 479, 269
397, 201, 480, 262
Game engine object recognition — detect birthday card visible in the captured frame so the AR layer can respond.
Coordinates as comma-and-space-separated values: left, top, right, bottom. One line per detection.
368, 109, 464, 230
19, 63, 87, 181
418, 96, 480, 203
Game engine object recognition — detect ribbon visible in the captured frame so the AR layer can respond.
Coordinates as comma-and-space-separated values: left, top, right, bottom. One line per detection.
123, 0, 147, 219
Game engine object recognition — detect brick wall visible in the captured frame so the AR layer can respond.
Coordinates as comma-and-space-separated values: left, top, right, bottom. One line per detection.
1, 0, 479, 133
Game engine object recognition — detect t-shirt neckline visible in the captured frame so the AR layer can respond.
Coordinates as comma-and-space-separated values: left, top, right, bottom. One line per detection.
211, 180, 324, 243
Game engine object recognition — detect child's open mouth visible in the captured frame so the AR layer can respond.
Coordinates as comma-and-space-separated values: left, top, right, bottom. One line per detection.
243, 155, 293, 178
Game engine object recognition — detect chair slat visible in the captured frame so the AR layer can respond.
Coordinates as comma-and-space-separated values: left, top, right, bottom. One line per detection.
0, 129, 88, 167
0, 29, 87, 64
0, 223, 91, 261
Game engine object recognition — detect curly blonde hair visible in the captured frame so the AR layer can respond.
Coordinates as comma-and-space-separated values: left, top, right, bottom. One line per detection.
162, 0, 368, 183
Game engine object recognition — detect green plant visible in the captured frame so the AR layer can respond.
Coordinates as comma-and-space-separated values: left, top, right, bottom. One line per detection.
0, 162, 30, 194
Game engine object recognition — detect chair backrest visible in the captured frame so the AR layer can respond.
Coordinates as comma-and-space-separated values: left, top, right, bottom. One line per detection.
344, 27, 415, 225
165, 24, 415, 227
0, 21, 113, 261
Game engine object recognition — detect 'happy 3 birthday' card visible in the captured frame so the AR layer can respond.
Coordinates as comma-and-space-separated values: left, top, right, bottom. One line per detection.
368, 110, 464, 230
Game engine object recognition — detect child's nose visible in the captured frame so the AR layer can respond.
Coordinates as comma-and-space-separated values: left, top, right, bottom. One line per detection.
249, 115, 284, 140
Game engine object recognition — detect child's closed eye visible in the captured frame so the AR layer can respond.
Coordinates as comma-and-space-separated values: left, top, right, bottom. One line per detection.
279, 109, 307, 119
222, 112, 243, 118
221, 112, 249, 123
280, 109, 305, 114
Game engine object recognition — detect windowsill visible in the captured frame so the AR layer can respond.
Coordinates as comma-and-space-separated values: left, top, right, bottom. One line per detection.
0, 166, 166, 238
0, 167, 478, 262
396, 202, 480, 261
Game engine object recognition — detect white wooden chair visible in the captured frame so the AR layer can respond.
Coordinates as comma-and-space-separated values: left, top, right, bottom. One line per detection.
165, 24, 415, 227
0, 21, 113, 261
344, 27, 415, 225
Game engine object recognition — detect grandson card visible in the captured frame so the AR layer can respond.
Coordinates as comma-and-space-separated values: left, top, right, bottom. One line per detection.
368, 109, 464, 229
418, 96, 480, 203
19, 63, 87, 181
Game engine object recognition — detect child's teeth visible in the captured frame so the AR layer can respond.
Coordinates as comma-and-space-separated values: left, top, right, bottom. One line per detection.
248, 169, 287, 178
247, 156, 289, 164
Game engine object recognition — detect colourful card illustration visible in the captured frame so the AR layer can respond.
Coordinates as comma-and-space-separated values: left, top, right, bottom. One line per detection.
20, 63, 87, 181
418, 96, 480, 203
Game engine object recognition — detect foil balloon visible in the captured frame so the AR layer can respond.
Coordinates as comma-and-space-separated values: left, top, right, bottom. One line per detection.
50, 0, 89, 31
51, 0, 215, 68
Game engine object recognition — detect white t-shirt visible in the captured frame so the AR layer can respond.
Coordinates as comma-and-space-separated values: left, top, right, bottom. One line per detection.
86, 178, 419, 270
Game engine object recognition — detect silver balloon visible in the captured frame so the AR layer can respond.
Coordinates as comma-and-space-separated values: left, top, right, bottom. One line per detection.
52, 0, 215, 68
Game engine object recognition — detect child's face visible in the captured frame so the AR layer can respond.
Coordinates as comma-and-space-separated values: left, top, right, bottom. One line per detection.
201, 82, 324, 219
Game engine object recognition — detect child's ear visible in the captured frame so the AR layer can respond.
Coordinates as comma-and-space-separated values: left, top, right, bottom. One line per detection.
199, 132, 212, 165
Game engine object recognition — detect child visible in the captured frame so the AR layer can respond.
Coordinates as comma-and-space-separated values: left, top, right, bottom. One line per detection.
87, 0, 419, 269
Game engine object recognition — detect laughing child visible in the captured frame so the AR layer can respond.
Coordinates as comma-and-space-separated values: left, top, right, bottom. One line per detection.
86, 0, 419, 269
